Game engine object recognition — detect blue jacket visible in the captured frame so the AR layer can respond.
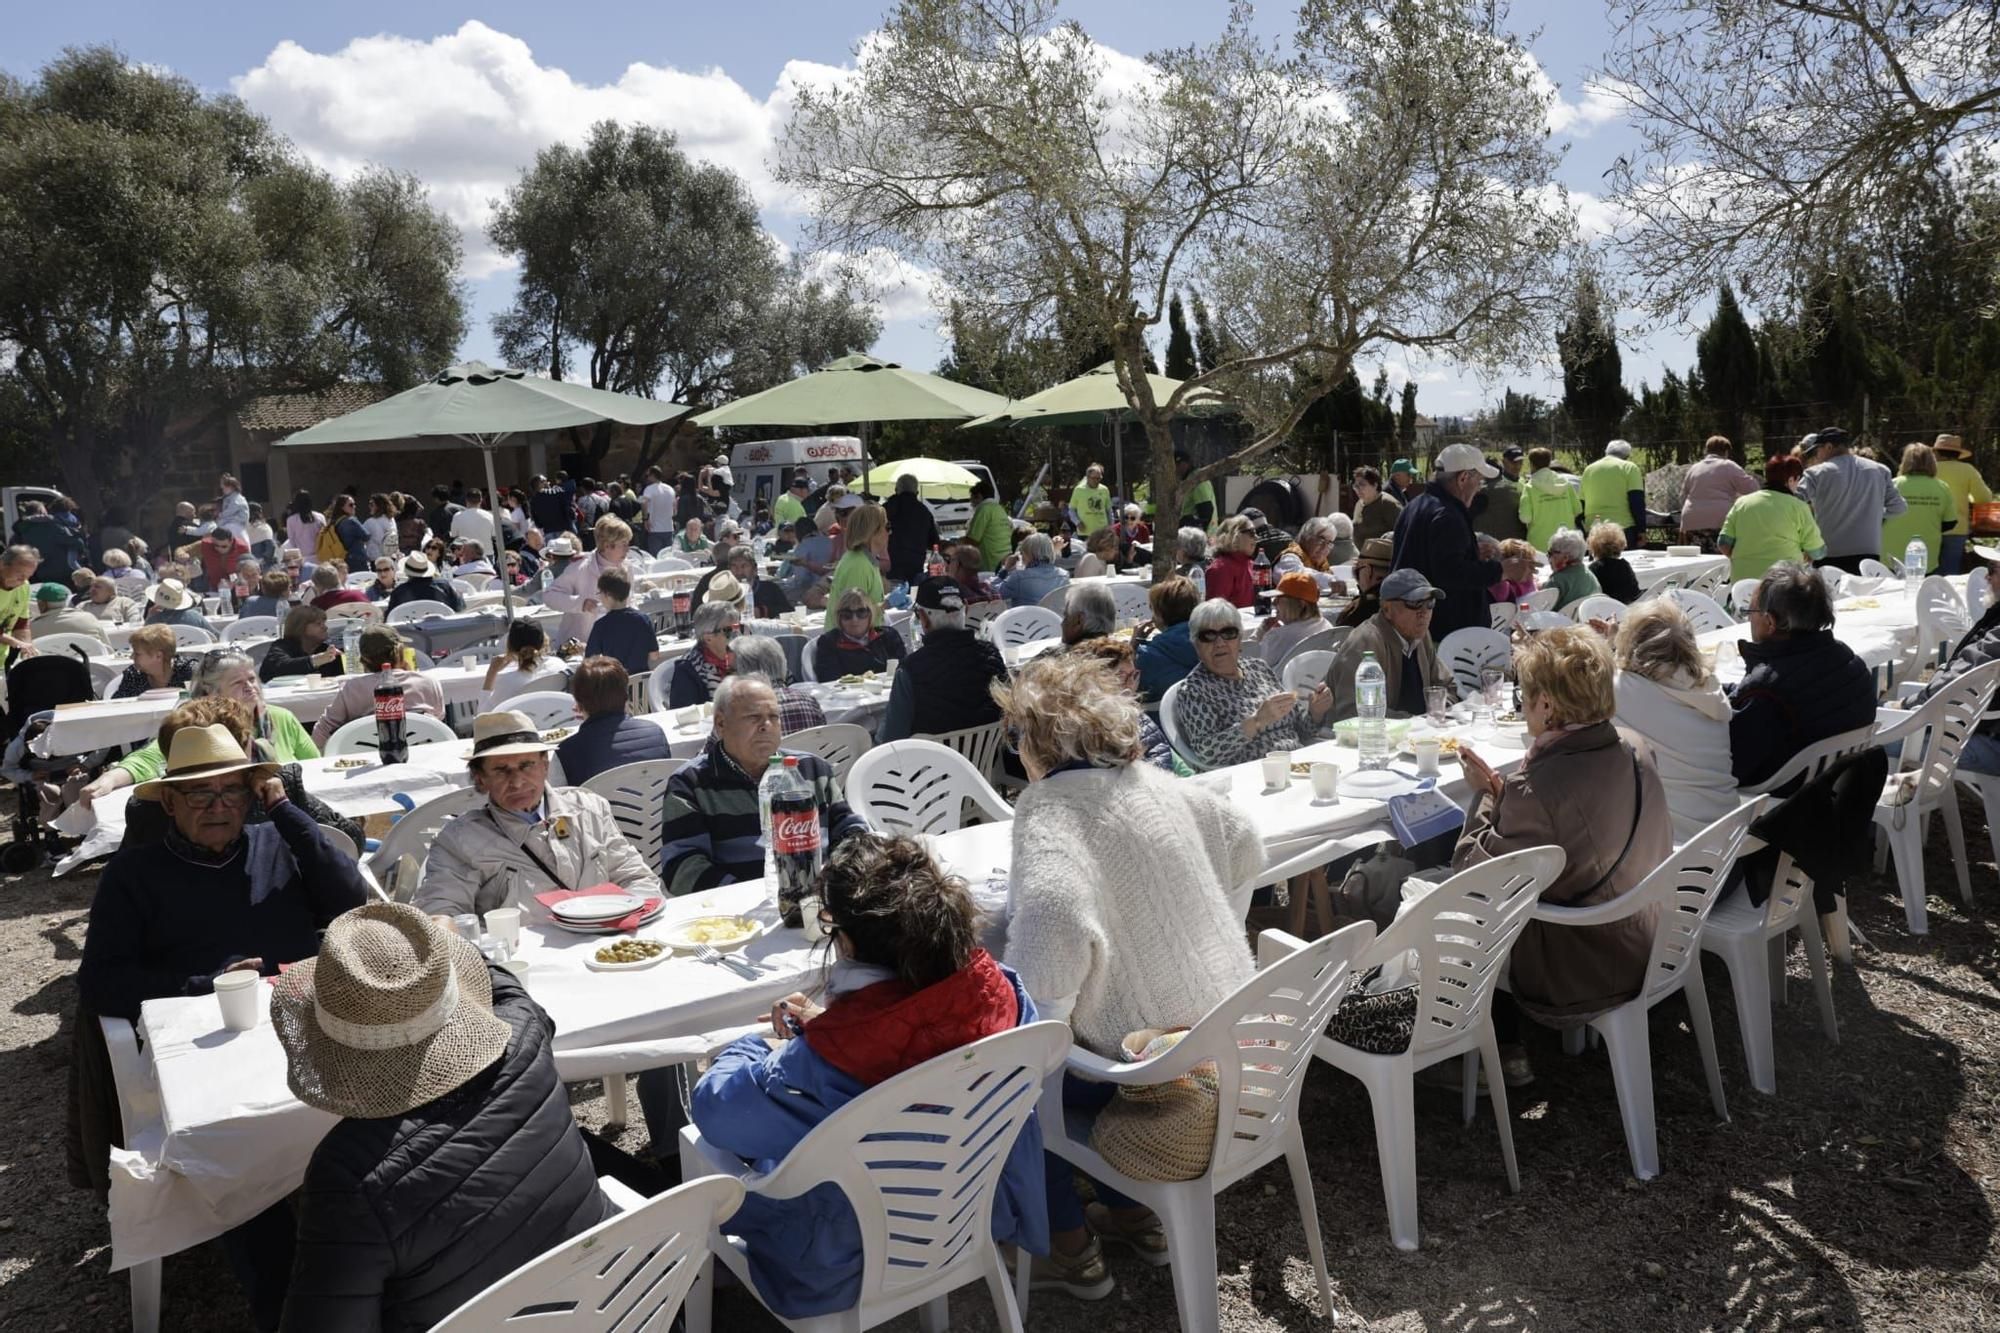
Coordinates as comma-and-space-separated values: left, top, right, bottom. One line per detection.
996, 560, 1068, 608
688, 964, 1049, 1318
1391, 479, 1501, 641
553, 712, 672, 787
1136, 621, 1198, 702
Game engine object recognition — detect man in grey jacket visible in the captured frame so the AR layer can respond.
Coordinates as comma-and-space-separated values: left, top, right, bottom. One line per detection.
1797, 426, 1904, 572
1322, 568, 1451, 719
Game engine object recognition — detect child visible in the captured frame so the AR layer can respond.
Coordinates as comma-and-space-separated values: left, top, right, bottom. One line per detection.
581, 567, 661, 676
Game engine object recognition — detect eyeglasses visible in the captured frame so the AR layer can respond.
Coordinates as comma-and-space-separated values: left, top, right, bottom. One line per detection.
1195, 627, 1241, 644
719, 625, 743, 638
175, 785, 252, 810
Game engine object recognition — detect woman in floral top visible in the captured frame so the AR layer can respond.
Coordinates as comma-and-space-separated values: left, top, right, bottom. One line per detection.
1171, 598, 1333, 771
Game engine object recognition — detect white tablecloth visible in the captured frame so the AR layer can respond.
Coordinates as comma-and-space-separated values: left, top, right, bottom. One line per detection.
639, 680, 889, 756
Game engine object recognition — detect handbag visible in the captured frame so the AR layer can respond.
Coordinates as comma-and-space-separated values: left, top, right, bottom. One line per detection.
1088, 1028, 1219, 1182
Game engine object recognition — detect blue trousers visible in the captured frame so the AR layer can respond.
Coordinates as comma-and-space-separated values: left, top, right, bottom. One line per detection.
1942, 535, 1969, 576
1045, 1073, 1140, 1231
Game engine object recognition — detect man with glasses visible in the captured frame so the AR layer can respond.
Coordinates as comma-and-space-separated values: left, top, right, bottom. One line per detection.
1323, 568, 1451, 720
876, 577, 1008, 743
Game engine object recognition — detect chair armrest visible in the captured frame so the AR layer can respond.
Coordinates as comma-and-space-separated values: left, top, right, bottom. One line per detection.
1872, 705, 1931, 746
598, 1175, 647, 1214
1247, 838, 1343, 892
1257, 927, 1311, 968
1532, 879, 1665, 928
1063, 1036, 1215, 1087
1894, 680, 1924, 704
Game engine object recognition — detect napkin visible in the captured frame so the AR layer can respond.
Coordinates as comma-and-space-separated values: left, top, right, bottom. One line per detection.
534, 882, 661, 932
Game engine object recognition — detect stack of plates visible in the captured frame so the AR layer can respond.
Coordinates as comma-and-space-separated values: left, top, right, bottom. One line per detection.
549, 892, 664, 935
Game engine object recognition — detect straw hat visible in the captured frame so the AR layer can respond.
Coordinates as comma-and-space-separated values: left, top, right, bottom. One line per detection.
132, 723, 277, 801
1935, 433, 1969, 458
401, 552, 434, 577
703, 571, 746, 609
545, 533, 580, 558
468, 709, 552, 762
148, 578, 193, 611
271, 903, 510, 1119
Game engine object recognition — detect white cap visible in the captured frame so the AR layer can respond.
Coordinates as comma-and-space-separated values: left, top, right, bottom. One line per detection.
1434, 443, 1497, 479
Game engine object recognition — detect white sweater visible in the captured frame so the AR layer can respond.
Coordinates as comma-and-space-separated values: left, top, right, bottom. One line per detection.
1613, 669, 1737, 844
1003, 761, 1263, 1056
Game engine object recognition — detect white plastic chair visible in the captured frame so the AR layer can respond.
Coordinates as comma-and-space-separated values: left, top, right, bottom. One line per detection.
321, 712, 457, 756
1517, 610, 1572, 631
1568, 594, 1628, 625
1281, 649, 1337, 694
646, 658, 680, 712
986, 605, 1062, 651
1489, 601, 1518, 631
580, 758, 685, 870
679, 1023, 1071, 1333
506, 689, 581, 730
386, 599, 456, 624
323, 602, 384, 626
1036, 583, 1070, 614
368, 786, 489, 894
914, 720, 1007, 787
652, 556, 694, 575
1308, 845, 1567, 1250
345, 570, 376, 587
457, 572, 495, 592
1436, 626, 1511, 701
1518, 585, 1561, 614
1271, 623, 1337, 671
100, 1016, 164, 1332
1858, 558, 1895, 579
1109, 579, 1153, 625
1916, 575, 1970, 666
1159, 678, 1205, 771
1687, 565, 1731, 598
433, 1175, 743, 1333
1702, 724, 1877, 1094
1646, 570, 1689, 597
1870, 661, 2000, 933
846, 738, 1013, 835
1532, 800, 1762, 1179
1965, 567, 1991, 619
1033, 922, 1374, 1331
316, 823, 361, 859
167, 623, 216, 648
783, 722, 873, 781
31, 631, 110, 659
1728, 578, 1761, 615
220, 616, 279, 643
1816, 565, 1846, 599
1665, 587, 1736, 634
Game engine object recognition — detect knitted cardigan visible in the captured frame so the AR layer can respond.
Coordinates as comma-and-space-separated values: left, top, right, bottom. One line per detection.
1002, 761, 1262, 1056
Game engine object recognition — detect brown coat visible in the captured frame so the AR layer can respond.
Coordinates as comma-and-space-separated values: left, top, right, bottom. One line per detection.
1323, 612, 1448, 720
1453, 720, 1673, 1023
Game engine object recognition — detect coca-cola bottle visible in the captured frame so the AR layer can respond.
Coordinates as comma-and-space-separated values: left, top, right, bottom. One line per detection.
1253, 547, 1272, 591
671, 588, 692, 636
768, 756, 823, 929
372, 679, 408, 764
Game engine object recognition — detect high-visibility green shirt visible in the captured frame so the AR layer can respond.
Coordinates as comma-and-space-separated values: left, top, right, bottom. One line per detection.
772, 492, 807, 528
0, 579, 30, 669
1180, 478, 1217, 529
1937, 458, 1993, 527
1882, 473, 1955, 573
1069, 482, 1112, 535
965, 499, 1012, 571
1719, 489, 1825, 582
1580, 456, 1645, 529
823, 549, 886, 630
1518, 469, 1579, 551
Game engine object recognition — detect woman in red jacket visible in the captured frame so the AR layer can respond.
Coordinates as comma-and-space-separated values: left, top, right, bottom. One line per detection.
1203, 514, 1258, 608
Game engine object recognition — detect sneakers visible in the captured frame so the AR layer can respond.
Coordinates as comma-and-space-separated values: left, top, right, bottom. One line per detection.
1029, 1235, 1115, 1300
1086, 1202, 1171, 1267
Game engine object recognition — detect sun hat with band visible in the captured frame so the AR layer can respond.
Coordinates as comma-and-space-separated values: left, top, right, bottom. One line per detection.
468, 710, 553, 765
272, 902, 511, 1119
1935, 433, 1970, 458
1356, 537, 1394, 572
703, 571, 747, 609
148, 577, 194, 611
132, 723, 278, 801
401, 552, 434, 578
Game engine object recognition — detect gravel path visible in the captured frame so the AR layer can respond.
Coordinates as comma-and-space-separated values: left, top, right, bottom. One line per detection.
5, 798, 2000, 1331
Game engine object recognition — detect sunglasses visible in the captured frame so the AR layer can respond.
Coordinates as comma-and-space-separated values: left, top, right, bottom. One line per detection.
838, 608, 874, 620
1396, 598, 1437, 611
1195, 627, 1241, 644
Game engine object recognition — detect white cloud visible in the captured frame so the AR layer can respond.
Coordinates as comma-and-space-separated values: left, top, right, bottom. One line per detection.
808, 248, 946, 325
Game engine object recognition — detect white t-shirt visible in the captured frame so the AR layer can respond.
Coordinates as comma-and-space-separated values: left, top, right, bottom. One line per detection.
642, 482, 678, 533
450, 507, 497, 551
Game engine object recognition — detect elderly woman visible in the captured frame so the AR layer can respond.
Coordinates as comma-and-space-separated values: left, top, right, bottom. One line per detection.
1060, 580, 1117, 647
417, 711, 663, 916
670, 599, 741, 709
812, 587, 908, 680
1113, 504, 1152, 562
1610, 600, 1735, 842
730, 633, 826, 735
996, 530, 1069, 609
1275, 514, 1346, 591
1072, 637, 1182, 773
995, 652, 1262, 1295
481, 619, 568, 709
237, 571, 293, 621
543, 513, 636, 644
1718, 455, 1826, 582
260, 604, 343, 682
1173, 526, 1211, 596
1452, 626, 1673, 1082
1486, 536, 1537, 604
112, 624, 195, 698
824, 502, 890, 629
363, 555, 398, 602
1203, 515, 1257, 608
690, 834, 1047, 1318
1069, 525, 1121, 579
79, 575, 141, 624
1255, 571, 1329, 664
1134, 574, 1200, 702
1352, 465, 1403, 544
1543, 528, 1601, 611
1587, 521, 1642, 603
553, 655, 672, 786
1174, 597, 1333, 770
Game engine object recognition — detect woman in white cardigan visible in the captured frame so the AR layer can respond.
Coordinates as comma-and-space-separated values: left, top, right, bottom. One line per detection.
995, 651, 1262, 1300
542, 513, 637, 645
1609, 599, 1737, 843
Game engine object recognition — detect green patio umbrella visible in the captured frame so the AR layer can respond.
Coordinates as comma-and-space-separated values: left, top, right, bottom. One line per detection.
276, 361, 690, 621
691, 354, 1009, 429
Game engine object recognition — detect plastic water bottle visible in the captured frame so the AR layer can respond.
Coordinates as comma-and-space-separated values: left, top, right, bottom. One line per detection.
1904, 538, 1928, 592
342, 619, 360, 672
757, 754, 787, 882
1355, 651, 1388, 770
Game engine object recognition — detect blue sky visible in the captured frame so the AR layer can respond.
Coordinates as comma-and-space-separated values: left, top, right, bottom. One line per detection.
4, 1, 1695, 419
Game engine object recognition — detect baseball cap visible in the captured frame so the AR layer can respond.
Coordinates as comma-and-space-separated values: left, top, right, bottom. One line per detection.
1815, 426, 1848, 448
1501, 445, 1526, 461
1380, 568, 1444, 603
1435, 442, 1498, 478
1356, 537, 1394, 570
33, 582, 68, 604
1275, 571, 1321, 603
914, 576, 965, 613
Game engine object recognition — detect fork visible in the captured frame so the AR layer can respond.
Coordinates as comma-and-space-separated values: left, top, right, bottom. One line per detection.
693, 942, 759, 978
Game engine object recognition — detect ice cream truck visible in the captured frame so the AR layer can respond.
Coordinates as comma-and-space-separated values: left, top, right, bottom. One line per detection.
727, 436, 868, 519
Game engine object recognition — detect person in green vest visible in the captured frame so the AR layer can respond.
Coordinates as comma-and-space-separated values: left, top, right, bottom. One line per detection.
965, 477, 1013, 572
1518, 447, 1582, 551
771, 473, 809, 530
1068, 463, 1113, 535
1718, 454, 1826, 582
1580, 439, 1647, 545
1881, 442, 1957, 574
1174, 452, 1217, 532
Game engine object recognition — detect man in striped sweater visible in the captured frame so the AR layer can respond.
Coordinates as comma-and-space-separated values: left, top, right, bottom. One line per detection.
659, 675, 865, 897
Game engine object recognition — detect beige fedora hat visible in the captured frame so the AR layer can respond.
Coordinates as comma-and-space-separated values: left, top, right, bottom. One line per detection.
703, 571, 747, 609
131, 723, 277, 801
468, 709, 552, 762
148, 577, 193, 611
271, 902, 510, 1119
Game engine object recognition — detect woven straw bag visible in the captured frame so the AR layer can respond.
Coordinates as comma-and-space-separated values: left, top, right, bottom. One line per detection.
1088, 1027, 1220, 1182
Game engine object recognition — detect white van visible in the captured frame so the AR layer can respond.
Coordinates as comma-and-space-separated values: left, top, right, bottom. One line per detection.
2, 486, 67, 545
729, 436, 866, 520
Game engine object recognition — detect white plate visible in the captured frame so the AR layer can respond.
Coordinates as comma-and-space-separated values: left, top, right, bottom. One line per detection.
1339, 767, 1417, 800
551, 892, 651, 923
660, 915, 764, 953
583, 939, 671, 972
548, 904, 665, 936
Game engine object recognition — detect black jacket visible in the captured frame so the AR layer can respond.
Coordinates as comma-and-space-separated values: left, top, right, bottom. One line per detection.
1738, 746, 1889, 913
878, 626, 1007, 742
261, 636, 344, 682
1726, 629, 1878, 789
690, 567, 793, 618
812, 625, 908, 682
1590, 555, 1642, 605
280, 967, 612, 1333
1916, 603, 2000, 738
882, 492, 941, 583
12, 514, 90, 580
1390, 480, 1500, 641
386, 577, 463, 614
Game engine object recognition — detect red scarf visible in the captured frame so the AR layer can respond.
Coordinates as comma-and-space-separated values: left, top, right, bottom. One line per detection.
803, 950, 1019, 1086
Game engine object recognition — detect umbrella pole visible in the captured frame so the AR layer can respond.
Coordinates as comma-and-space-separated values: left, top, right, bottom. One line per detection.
479, 437, 515, 626
1113, 415, 1124, 506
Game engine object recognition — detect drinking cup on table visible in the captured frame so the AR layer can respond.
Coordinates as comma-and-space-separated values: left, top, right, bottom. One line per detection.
1261, 752, 1290, 791
1425, 686, 1452, 726
214, 969, 262, 1031
1310, 761, 1340, 802
1411, 735, 1442, 777
676, 706, 699, 729
484, 907, 523, 953
884, 658, 898, 680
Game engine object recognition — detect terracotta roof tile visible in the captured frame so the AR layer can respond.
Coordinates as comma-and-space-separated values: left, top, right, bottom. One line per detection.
238, 383, 390, 432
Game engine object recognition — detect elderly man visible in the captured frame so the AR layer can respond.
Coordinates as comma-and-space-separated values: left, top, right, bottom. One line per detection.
1337, 537, 1394, 629
1387, 457, 1421, 505
730, 634, 826, 734
880, 472, 941, 584
1727, 562, 1878, 788
451, 537, 496, 579
1797, 425, 1907, 572
1473, 445, 1529, 543
772, 473, 811, 531
27, 581, 107, 643
692, 543, 794, 617
385, 551, 463, 612
1069, 462, 1113, 536
307, 563, 368, 610
660, 675, 865, 897
418, 711, 662, 916
554, 655, 673, 785
1323, 568, 1451, 720
1061, 580, 1117, 647
79, 574, 142, 625
309, 627, 447, 745
1392, 443, 1533, 641
1580, 439, 1648, 546
878, 577, 1009, 743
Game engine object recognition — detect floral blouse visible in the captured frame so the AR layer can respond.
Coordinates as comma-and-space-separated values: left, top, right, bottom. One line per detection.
1174, 657, 1317, 771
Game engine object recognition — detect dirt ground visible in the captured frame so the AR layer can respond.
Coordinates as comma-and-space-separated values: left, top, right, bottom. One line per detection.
5, 799, 2000, 1332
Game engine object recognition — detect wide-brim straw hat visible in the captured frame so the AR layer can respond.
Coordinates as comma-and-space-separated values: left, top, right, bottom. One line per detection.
401, 552, 434, 577
1935, 433, 1969, 458
148, 578, 193, 611
469, 709, 552, 761
703, 571, 746, 608
272, 902, 510, 1119
132, 723, 278, 801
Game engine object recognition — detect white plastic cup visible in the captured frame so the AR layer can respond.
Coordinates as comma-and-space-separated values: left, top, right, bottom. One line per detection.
1411, 735, 1442, 777
484, 907, 523, 953
800, 894, 826, 943
1310, 762, 1340, 801
1261, 752, 1290, 791
884, 659, 899, 679
214, 969, 262, 1031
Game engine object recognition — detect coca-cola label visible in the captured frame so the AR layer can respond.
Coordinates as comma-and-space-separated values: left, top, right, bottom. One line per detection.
772, 809, 821, 855
373, 689, 405, 721
672, 592, 691, 613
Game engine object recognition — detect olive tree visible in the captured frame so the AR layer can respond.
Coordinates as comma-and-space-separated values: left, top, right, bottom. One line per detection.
778, 0, 1573, 559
